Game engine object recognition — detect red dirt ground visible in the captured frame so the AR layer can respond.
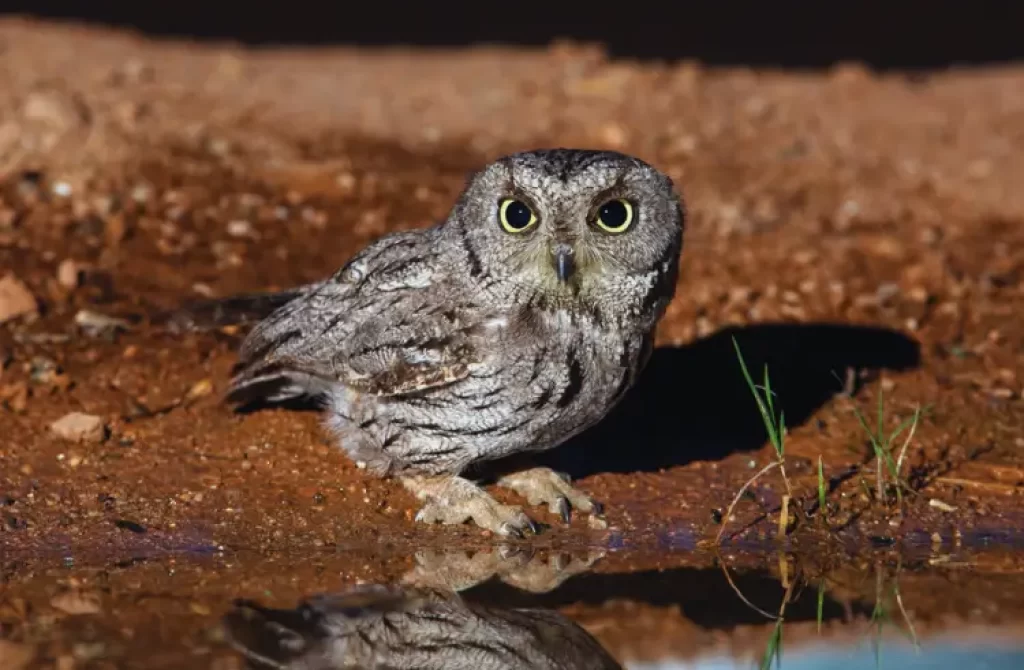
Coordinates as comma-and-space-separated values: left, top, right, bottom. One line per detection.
1, 19, 1023, 669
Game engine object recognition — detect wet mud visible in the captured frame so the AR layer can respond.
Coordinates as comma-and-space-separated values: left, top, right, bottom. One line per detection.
1, 19, 1024, 669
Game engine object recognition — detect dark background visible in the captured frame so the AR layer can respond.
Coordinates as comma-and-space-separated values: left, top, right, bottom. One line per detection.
3, 2, 1024, 70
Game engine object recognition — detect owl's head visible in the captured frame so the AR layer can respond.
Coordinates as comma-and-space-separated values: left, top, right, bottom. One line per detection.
447, 149, 685, 325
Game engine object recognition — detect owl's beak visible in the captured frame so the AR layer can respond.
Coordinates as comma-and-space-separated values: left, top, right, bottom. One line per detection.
552, 244, 575, 283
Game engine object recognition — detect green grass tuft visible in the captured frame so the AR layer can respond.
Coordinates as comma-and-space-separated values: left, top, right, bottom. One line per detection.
850, 386, 926, 506
732, 336, 785, 459
716, 337, 795, 544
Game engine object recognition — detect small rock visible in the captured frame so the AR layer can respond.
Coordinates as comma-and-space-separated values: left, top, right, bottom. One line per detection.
0, 274, 38, 324
57, 259, 84, 289
185, 378, 214, 400
22, 90, 86, 129
190, 602, 212, 616
0, 382, 29, 412
74, 309, 131, 338
875, 282, 901, 306
49, 412, 106, 443
929, 498, 958, 513
226, 220, 254, 238
29, 356, 59, 383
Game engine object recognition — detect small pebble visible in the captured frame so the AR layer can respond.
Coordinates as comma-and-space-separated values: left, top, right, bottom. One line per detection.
186, 378, 214, 399
0, 274, 38, 324
226, 220, 254, 237
57, 259, 83, 289
49, 412, 106, 443
74, 309, 131, 338
929, 498, 958, 512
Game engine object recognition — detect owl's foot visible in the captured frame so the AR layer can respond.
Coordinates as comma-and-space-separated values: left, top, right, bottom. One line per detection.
497, 467, 608, 528
402, 475, 539, 538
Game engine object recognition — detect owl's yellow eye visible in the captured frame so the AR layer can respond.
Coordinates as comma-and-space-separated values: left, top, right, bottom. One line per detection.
499, 198, 538, 233
594, 199, 634, 233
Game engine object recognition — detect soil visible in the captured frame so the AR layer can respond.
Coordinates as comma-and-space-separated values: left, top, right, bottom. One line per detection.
1, 18, 1023, 669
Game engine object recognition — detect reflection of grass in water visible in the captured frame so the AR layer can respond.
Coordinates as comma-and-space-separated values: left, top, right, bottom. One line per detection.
870, 562, 920, 669
816, 579, 826, 633
760, 618, 784, 670
871, 571, 886, 670
747, 562, 920, 670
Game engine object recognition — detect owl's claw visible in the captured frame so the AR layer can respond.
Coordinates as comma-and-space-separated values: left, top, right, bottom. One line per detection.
556, 497, 572, 524
497, 467, 606, 527
403, 475, 539, 537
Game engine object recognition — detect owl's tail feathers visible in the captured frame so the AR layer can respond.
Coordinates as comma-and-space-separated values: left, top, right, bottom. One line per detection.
225, 363, 333, 408
153, 283, 324, 334
225, 313, 337, 408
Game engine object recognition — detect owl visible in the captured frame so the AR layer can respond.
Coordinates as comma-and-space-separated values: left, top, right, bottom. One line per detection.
223, 583, 623, 670
226, 149, 685, 536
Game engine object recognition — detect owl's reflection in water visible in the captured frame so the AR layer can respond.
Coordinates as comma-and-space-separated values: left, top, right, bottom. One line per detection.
223, 548, 619, 670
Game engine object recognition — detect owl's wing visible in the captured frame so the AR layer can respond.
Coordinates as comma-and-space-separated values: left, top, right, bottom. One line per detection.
338, 297, 478, 397
226, 229, 479, 406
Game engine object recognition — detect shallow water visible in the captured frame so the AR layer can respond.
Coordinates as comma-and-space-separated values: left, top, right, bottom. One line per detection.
636, 644, 1024, 670
3, 539, 1024, 669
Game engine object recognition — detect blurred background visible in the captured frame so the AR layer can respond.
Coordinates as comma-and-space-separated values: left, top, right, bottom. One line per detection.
5, 2, 1024, 68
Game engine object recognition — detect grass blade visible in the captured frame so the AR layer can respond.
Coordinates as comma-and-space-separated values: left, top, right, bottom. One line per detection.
760, 618, 784, 670
817, 579, 826, 633
715, 461, 780, 545
732, 337, 781, 454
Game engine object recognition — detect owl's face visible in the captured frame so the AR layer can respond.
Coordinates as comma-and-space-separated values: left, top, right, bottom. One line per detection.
449, 149, 684, 320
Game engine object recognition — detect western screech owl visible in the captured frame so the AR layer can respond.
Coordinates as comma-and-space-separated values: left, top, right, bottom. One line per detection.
226, 149, 685, 535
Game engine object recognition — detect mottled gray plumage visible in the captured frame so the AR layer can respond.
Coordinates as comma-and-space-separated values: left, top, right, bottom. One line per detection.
227, 149, 685, 534
223, 584, 622, 670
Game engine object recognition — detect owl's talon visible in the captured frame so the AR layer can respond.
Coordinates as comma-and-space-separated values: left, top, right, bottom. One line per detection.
591, 500, 605, 516
556, 497, 572, 524
497, 467, 603, 526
